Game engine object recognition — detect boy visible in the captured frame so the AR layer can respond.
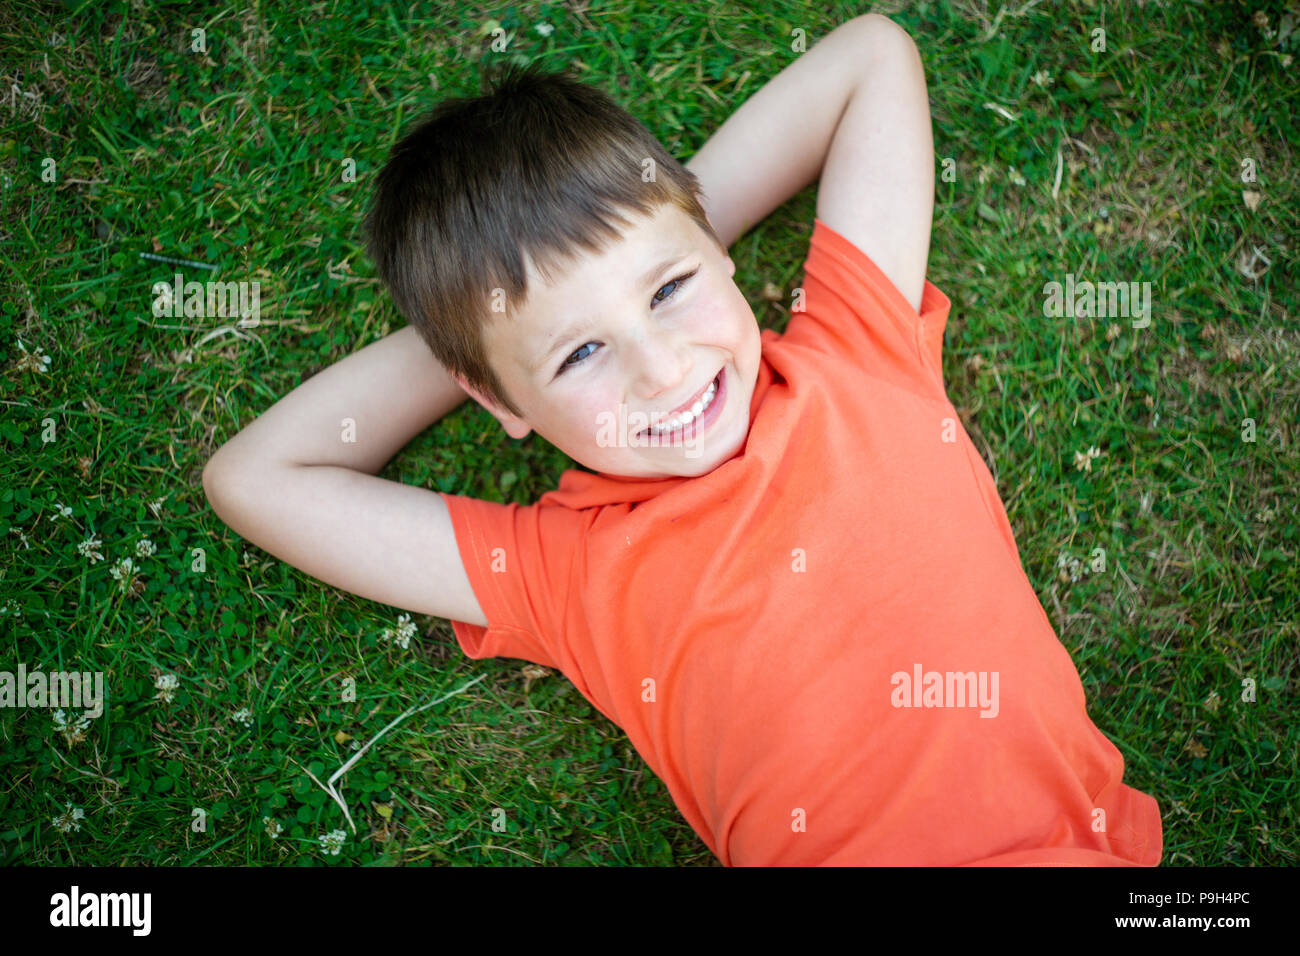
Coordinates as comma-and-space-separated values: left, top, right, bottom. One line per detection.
202, 14, 1163, 865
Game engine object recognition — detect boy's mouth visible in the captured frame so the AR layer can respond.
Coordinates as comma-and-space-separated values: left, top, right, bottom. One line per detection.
637, 370, 724, 438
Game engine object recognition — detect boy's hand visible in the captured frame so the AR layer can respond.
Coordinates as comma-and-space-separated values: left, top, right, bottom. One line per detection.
686, 14, 933, 311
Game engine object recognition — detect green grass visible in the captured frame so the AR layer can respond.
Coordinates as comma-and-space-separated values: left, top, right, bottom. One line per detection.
2, 0, 1297, 866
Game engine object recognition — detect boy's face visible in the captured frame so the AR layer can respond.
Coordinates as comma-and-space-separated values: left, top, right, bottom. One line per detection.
456, 202, 762, 479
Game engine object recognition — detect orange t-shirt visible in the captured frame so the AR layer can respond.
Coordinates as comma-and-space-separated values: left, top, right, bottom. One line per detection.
439, 218, 1163, 866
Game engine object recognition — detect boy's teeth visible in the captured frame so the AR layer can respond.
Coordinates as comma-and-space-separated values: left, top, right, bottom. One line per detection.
649, 376, 718, 434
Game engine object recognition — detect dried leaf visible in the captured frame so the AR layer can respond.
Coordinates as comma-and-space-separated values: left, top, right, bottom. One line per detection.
1236, 245, 1271, 279
520, 663, 551, 692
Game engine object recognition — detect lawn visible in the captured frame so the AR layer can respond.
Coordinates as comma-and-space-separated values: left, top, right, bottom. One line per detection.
1, 0, 1296, 866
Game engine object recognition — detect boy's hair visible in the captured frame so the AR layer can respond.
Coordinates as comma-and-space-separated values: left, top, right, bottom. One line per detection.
364, 63, 725, 419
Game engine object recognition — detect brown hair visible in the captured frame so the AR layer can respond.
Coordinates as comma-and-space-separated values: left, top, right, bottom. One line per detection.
364, 62, 724, 419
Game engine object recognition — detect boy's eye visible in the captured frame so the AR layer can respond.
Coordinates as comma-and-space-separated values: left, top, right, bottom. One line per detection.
651, 277, 683, 305
559, 342, 598, 371
555, 267, 699, 376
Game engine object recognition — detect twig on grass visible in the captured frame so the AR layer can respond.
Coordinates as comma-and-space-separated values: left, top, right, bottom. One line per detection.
294, 674, 489, 836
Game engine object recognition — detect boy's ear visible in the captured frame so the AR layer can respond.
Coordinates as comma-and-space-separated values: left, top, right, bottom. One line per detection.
452, 374, 533, 440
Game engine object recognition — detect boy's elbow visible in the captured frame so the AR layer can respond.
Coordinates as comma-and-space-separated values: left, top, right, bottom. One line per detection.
202, 450, 295, 521
850, 13, 920, 60
840, 14, 926, 104
200, 456, 227, 513
201, 450, 243, 516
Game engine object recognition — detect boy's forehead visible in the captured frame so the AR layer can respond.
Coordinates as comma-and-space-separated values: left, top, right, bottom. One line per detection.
524, 203, 696, 296
499, 205, 704, 365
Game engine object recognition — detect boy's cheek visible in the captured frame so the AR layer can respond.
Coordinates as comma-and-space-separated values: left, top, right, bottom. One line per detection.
696, 284, 752, 339
728, 295, 759, 343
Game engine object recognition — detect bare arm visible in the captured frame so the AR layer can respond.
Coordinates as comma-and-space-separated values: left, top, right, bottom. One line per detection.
686, 14, 934, 310
202, 324, 488, 626
208, 323, 468, 472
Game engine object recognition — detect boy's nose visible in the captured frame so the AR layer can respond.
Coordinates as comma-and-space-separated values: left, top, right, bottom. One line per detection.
629, 332, 692, 401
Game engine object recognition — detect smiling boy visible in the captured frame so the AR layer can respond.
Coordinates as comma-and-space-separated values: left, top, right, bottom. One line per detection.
203, 14, 1163, 866
443, 200, 759, 475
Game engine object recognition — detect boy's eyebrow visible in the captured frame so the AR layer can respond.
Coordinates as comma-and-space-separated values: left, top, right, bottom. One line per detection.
532, 249, 692, 374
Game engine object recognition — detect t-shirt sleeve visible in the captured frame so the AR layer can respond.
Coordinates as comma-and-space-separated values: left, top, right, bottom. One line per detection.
436, 491, 584, 670
785, 217, 952, 401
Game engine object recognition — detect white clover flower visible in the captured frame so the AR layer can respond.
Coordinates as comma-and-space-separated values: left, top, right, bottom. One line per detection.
109, 556, 137, 589
1031, 69, 1053, 87
147, 497, 166, 518
262, 816, 283, 839
52, 802, 85, 833
14, 338, 52, 374
0, 599, 21, 617
1055, 552, 1083, 583
232, 707, 254, 728
535, 22, 554, 37
77, 535, 104, 563
319, 829, 347, 855
54, 710, 91, 731
1072, 445, 1102, 473
155, 673, 180, 703
135, 539, 157, 558
380, 612, 417, 650
51, 503, 73, 521
53, 709, 93, 746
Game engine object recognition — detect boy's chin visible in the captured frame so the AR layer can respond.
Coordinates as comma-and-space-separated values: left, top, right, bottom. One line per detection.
586, 447, 732, 481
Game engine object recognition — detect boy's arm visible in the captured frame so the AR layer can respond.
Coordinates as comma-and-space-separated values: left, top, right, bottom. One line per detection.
201, 324, 489, 627
685, 14, 933, 311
